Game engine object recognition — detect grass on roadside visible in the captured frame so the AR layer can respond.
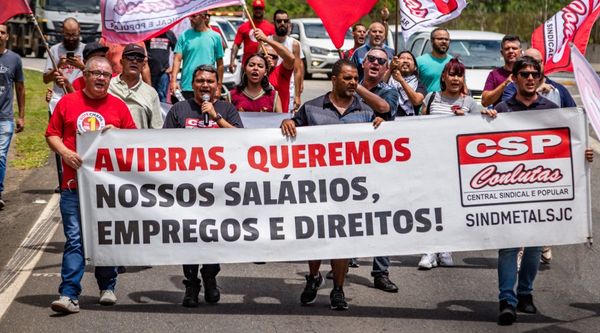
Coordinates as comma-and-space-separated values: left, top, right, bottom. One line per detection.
10, 69, 52, 170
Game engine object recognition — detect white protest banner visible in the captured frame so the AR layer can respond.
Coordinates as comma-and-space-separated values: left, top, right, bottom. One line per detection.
100, 0, 241, 43
399, 0, 467, 43
78, 108, 590, 266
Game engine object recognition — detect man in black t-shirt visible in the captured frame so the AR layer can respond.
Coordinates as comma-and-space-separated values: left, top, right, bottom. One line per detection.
145, 31, 177, 103
163, 65, 242, 308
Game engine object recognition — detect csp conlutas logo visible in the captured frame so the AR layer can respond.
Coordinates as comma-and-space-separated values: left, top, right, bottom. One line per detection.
77, 112, 106, 133
456, 128, 575, 207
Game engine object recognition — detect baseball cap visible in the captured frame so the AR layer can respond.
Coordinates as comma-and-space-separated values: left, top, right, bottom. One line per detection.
82, 41, 109, 60
122, 43, 146, 57
252, 0, 265, 8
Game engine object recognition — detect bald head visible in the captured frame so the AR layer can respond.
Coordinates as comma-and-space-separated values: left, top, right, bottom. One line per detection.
63, 17, 80, 31
368, 22, 386, 47
524, 48, 543, 62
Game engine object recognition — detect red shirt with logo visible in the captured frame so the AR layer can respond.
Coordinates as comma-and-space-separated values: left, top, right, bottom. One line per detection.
268, 65, 294, 113
45, 90, 137, 189
234, 20, 275, 66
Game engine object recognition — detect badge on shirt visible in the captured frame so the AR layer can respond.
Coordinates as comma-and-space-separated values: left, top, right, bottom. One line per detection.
185, 118, 218, 129
77, 112, 106, 132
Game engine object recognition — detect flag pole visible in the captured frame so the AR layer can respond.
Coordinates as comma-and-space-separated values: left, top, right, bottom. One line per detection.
240, 1, 269, 56
395, 0, 400, 54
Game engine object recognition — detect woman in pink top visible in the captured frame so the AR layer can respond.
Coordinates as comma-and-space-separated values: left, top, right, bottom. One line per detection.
230, 54, 282, 112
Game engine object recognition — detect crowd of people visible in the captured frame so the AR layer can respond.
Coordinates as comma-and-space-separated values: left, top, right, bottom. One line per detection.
0, 0, 595, 326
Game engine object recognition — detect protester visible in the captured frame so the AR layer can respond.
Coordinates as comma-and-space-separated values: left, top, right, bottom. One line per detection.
350, 22, 394, 81
342, 24, 366, 60
230, 0, 275, 74
254, 28, 295, 113
0, 24, 25, 210
163, 64, 242, 307
357, 48, 398, 121
384, 51, 426, 116
481, 35, 522, 107
490, 55, 594, 325
171, 11, 224, 101
230, 54, 282, 112
108, 44, 163, 129
70, 42, 110, 91
46, 56, 137, 314
502, 48, 576, 109
269, 9, 304, 112
145, 30, 177, 102
421, 59, 482, 117
417, 28, 452, 93
280, 59, 383, 310
100, 38, 151, 85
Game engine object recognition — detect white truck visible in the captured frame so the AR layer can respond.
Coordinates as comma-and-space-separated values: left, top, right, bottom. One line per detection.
6, 0, 101, 58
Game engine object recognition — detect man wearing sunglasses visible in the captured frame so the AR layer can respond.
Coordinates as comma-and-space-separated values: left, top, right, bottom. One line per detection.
501, 48, 576, 109
109, 44, 163, 129
269, 9, 305, 112
171, 10, 225, 101
350, 22, 394, 81
357, 48, 398, 122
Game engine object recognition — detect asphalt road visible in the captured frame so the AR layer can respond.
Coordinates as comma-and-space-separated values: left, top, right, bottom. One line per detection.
1, 57, 599, 333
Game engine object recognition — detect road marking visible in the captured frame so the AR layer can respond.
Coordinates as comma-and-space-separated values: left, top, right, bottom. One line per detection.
0, 194, 60, 320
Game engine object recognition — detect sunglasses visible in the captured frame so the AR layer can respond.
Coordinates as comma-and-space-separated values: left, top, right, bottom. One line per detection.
276, 19, 290, 24
366, 55, 386, 65
124, 54, 145, 62
517, 71, 541, 79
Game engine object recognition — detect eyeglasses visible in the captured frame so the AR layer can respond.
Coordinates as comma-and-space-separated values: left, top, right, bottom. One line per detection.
517, 71, 541, 79
124, 54, 145, 62
366, 55, 386, 65
275, 19, 289, 24
86, 70, 112, 79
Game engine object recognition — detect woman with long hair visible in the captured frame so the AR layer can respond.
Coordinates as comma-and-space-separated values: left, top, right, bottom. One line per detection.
421, 58, 482, 116
230, 53, 282, 113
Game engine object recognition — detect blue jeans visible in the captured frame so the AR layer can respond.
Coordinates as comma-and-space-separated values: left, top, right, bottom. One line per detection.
497, 247, 542, 306
153, 72, 170, 103
0, 120, 14, 194
59, 190, 118, 299
371, 256, 390, 276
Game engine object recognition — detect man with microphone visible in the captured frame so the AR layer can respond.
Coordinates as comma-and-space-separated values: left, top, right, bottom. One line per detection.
163, 64, 243, 307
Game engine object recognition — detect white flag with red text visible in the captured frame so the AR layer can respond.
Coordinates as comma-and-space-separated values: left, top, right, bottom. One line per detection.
531, 0, 600, 74
100, 0, 241, 43
571, 44, 600, 138
399, 0, 467, 43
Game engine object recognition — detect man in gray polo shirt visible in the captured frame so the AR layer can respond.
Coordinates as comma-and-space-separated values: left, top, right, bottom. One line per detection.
0, 24, 25, 209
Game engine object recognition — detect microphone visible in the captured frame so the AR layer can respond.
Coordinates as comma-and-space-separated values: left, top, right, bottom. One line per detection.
202, 94, 210, 126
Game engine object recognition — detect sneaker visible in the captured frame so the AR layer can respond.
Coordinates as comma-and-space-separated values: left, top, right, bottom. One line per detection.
201, 273, 220, 304
541, 247, 552, 264
516, 294, 537, 314
51, 296, 80, 314
418, 253, 438, 270
99, 290, 117, 305
329, 287, 348, 310
373, 275, 398, 293
437, 252, 454, 266
498, 300, 516, 325
182, 279, 201, 307
349, 258, 359, 268
0, 194, 4, 210
300, 273, 325, 305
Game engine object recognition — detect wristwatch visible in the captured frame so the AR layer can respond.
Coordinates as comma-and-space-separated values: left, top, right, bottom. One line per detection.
213, 114, 223, 122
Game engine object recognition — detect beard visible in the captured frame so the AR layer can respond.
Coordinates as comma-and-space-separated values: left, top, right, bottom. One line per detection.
275, 26, 287, 37
63, 39, 79, 51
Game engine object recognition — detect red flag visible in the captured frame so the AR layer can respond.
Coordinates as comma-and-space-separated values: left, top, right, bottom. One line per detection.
306, 0, 378, 49
0, 0, 32, 24
531, 0, 600, 74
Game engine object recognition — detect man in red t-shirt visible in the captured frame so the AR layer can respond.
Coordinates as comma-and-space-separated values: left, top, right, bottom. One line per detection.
229, 0, 275, 74
46, 56, 137, 315
254, 28, 295, 113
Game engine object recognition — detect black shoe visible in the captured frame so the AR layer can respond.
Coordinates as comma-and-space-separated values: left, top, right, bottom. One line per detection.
373, 275, 399, 293
201, 273, 220, 304
182, 279, 201, 307
330, 287, 348, 310
498, 300, 516, 326
0, 197, 4, 210
517, 294, 537, 314
300, 273, 324, 305
349, 258, 359, 268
